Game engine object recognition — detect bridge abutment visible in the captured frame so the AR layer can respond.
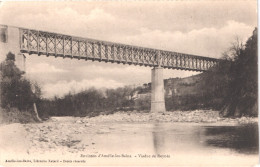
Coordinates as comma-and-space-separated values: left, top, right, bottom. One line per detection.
0, 25, 25, 71
151, 67, 166, 113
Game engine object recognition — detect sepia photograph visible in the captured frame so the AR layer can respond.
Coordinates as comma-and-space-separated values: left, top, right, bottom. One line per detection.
0, 0, 258, 166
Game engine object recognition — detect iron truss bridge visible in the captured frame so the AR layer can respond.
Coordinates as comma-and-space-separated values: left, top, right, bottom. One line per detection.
19, 28, 219, 71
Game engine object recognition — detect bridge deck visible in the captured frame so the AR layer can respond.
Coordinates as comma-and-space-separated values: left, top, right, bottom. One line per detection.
4, 25, 219, 71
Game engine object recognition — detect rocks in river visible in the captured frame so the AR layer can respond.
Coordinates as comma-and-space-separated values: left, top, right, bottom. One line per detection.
76, 120, 84, 124
38, 137, 49, 142
237, 116, 258, 124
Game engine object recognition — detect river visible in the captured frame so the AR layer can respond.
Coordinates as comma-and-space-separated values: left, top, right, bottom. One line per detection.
0, 115, 258, 166
90, 122, 258, 166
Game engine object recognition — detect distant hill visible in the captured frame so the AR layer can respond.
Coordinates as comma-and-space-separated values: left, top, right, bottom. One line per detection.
164, 73, 205, 97
134, 72, 220, 111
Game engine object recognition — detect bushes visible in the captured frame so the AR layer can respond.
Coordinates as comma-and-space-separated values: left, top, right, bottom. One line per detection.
0, 107, 37, 124
37, 87, 137, 117
37, 86, 151, 117
134, 96, 150, 111
165, 94, 223, 111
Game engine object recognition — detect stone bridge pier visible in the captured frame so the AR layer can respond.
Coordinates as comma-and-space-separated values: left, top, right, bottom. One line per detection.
0, 25, 25, 72
151, 67, 166, 113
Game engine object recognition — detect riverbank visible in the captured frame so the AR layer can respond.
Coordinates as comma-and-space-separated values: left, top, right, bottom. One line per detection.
0, 109, 257, 125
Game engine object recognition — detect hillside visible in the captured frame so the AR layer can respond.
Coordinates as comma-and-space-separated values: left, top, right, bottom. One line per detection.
135, 72, 219, 111
164, 73, 206, 97
137, 72, 208, 97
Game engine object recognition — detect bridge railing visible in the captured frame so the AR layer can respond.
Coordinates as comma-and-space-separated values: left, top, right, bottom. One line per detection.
18, 27, 219, 71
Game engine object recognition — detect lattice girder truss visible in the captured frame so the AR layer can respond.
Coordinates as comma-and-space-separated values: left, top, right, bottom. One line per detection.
20, 28, 219, 72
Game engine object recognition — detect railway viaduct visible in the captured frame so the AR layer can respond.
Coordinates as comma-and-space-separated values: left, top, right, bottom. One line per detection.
0, 25, 219, 112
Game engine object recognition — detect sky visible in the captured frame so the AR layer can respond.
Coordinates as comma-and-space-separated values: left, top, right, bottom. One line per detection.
0, 1, 257, 98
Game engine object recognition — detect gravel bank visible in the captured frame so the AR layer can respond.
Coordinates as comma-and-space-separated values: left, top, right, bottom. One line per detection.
84, 110, 258, 124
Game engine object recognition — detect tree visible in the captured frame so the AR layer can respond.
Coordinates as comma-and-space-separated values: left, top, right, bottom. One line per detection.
221, 28, 258, 117
0, 52, 35, 111
202, 28, 258, 117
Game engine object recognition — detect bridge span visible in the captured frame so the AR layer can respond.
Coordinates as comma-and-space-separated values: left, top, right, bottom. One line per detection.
0, 25, 220, 113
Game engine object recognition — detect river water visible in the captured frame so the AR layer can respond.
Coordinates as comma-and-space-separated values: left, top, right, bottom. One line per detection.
0, 118, 258, 166
91, 122, 259, 166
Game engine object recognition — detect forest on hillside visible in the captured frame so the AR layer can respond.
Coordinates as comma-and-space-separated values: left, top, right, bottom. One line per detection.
202, 28, 258, 117
0, 28, 257, 122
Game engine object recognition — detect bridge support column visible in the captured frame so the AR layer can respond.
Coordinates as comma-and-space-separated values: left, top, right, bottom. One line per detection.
0, 25, 25, 72
151, 67, 165, 113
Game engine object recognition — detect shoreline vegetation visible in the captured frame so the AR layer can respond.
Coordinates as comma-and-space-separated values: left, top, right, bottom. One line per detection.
0, 29, 258, 125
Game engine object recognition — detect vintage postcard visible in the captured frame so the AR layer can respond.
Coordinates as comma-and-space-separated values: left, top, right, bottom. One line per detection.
0, 0, 258, 166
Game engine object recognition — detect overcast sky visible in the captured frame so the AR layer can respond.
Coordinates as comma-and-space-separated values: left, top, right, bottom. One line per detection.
0, 1, 257, 98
